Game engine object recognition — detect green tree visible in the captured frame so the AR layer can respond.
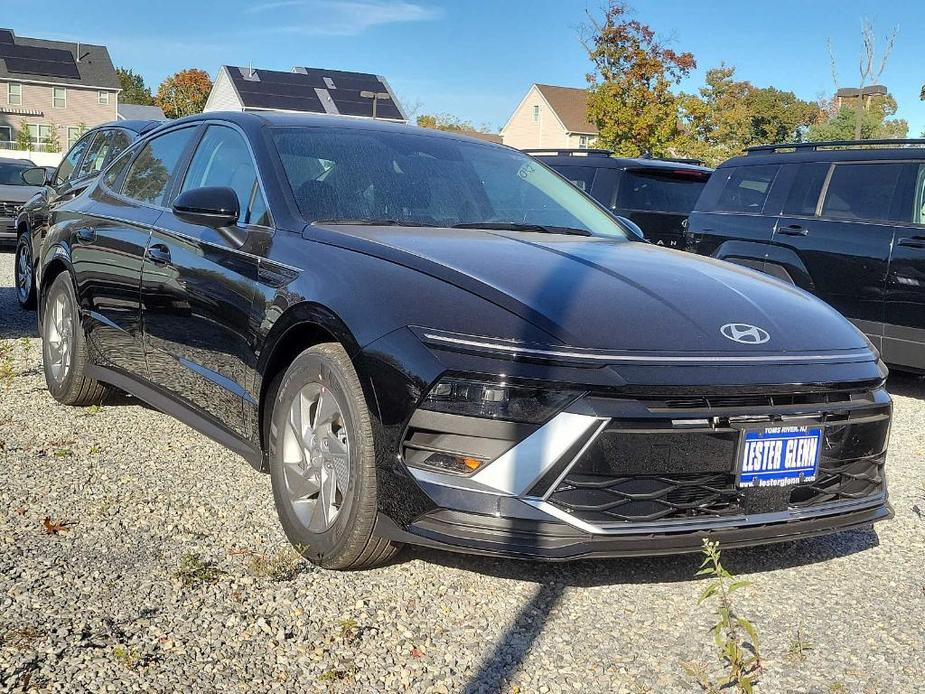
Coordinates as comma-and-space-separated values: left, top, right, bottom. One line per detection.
677, 65, 819, 164
117, 67, 154, 105
583, 1, 695, 157
416, 113, 490, 133
42, 125, 62, 153
807, 94, 908, 141
15, 120, 31, 151
155, 68, 212, 119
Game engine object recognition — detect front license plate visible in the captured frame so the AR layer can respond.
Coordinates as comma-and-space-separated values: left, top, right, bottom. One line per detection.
738, 425, 822, 488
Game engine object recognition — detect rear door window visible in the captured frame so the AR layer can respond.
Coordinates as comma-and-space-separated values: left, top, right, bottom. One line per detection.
548, 165, 596, 193
821, 163, 907, 223
616, 168, 709, 214
120, 127, 196, 207
57, 132, 94, 183
713, 165, 781, 213
75, 130, 114, 180
782, 163, 830, 216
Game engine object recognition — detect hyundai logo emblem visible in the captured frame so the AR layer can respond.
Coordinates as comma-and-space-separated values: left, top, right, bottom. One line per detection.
720, 323, 771, 345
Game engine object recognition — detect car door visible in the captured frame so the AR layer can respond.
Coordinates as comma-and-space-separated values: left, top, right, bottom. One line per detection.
772, 161, 904, 348
74, 125, 198, 374
883, 161, 925, 370
140, 123, 270, 438
686, 163, 782, 261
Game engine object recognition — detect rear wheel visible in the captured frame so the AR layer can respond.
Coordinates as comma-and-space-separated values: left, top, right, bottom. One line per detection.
42, 273, 109, 406
268, 343, 401, 570
15, 232, 36, 309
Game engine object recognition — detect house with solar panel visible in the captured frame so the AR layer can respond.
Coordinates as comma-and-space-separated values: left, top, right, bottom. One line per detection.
0, 29, 120, 154
204, 65, 407, 122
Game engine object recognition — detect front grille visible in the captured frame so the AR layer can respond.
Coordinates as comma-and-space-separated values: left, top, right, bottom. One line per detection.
0, 201, 19, 216
545, 405, 890, 525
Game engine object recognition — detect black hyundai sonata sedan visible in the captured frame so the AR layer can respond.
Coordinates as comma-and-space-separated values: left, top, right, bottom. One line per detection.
34, 112, 892, 569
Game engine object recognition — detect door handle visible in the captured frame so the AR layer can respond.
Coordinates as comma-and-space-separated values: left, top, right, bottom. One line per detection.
75, 226, 96, 243
778, 224, 808, 237
146, 243, 172, 265
897, 235, 925, 250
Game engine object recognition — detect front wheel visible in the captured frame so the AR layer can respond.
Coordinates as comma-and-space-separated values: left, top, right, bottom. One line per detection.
268, 343, 401, 570
15, 232, 36, 309
42, 273, 109, 406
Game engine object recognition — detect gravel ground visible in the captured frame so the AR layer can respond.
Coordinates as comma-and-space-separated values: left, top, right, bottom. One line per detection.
0, 250, 923, 694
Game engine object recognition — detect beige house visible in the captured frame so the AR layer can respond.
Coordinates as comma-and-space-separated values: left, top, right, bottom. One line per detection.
0, 28, 120, 153
500, 84, 598, 150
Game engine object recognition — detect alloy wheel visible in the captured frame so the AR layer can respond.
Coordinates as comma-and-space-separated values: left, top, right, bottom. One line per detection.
281, 383, 351, 532
16, 242, 32, 304
45, 292, 72, 383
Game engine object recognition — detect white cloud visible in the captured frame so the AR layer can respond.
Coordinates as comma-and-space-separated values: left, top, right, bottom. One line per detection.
246, 0, 443, 36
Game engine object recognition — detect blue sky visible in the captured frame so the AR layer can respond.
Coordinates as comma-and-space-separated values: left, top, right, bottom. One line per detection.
9, 0, 925, 135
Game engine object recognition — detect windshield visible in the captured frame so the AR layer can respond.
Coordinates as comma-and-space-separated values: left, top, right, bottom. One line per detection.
0, 162, 31, 186
272, 127, 629, 238
616, 168, 709, 214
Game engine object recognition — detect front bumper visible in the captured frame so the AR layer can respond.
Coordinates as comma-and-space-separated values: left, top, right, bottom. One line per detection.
0, 215, 16, 241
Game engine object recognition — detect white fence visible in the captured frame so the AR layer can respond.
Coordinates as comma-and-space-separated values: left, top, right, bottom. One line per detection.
0, 144, 63, 167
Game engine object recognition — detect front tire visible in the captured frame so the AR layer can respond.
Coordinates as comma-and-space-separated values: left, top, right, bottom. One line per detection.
268, 343, 401, 570
42, 273, 109, 406
15, 232, 36, 309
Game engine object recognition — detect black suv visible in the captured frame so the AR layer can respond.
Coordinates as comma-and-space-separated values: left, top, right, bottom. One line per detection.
687, 139, 925, 373
527, 149, 712, 248
34, 112, 891, 569
14, 119, 163, 309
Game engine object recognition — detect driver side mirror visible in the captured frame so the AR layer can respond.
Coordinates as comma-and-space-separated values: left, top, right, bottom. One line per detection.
173, 186, 247, 246
21, 166, 54, 187
616, 215, 647, 242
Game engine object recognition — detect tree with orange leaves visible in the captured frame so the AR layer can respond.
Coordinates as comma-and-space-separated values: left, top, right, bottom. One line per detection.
155, 68, 213, 119
583, 2, 695, 158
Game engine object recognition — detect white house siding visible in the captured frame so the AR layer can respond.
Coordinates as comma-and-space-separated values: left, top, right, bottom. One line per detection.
203, 68, 242, 112
500, 86, 570, 150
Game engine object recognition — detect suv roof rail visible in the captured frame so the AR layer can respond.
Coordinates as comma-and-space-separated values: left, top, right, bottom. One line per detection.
745, 138, 925, 154
522, 148, 614, 157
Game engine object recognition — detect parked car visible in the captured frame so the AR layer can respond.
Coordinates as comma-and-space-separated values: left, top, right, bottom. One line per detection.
14, 119, 163, 309
0, 157, 43, 246
526, 149, 712, 248
35, 112, 891, 569
687, 138, 925, 373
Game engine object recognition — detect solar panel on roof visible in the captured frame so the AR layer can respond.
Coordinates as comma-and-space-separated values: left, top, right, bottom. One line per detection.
0, 42, 79, 79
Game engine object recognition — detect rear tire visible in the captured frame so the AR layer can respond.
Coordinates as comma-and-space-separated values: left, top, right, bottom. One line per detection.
42, 273, 109, 406
268, 343, 401, 570
15, 232, 36, 309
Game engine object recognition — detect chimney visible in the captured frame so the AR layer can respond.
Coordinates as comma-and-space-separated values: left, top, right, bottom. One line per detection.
76, 42, 81, 62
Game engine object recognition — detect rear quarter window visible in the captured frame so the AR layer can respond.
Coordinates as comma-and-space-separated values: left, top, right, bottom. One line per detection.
821, 162, 908, 223
697, 165, 781, 214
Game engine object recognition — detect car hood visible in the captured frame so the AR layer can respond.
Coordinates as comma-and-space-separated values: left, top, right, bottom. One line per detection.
310, 225, 871, 356
0, 183, 42, 204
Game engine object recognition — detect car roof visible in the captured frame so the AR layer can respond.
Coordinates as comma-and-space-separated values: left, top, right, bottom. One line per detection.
166, 110, 517, 149
720, 141, 925, 168
89, 118, 165, 135
529, 151, 713, 173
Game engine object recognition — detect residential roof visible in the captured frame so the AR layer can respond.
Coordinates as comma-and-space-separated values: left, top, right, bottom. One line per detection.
535, 84, 596, 134
460, 131, 502, 144
118, 103, 166, 121
221, 65, 406, 121
836, 85, 887, 98
0, 28, 119, 89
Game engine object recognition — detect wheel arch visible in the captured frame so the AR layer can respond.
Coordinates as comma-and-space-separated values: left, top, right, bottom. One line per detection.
712, 239, 812, 289
36, 253, 74, 325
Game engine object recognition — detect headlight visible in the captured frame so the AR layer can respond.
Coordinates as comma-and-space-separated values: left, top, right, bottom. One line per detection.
420, 377, 580, 424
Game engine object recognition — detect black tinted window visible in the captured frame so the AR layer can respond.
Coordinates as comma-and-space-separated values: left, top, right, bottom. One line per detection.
783, 163, 830, 216
821, 163, 906, 223
121, 128, 195, 206
549, 165, 596, 193
617, 168, 709, 214
76, 131, 113, 179
57, 132, 93, 183
714, 165, 780, 213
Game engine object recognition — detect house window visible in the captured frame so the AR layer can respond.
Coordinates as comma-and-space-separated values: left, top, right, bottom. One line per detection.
8, 82, 22, 106
578, 135, 594, 149
532, 105, 540, 122
53, 87, 66, 109
67, 126, 83, 148
0, 125, 11, 146
98, 91, 109, 105
26, 124, 53, 148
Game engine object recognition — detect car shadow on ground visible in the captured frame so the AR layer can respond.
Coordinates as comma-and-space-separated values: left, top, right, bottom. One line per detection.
0, 287, 39, 339
886, 371, 925, 399
408, 529, 879, 692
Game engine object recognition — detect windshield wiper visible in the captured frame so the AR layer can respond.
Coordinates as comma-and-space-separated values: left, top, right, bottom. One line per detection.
451, 222, 592, 236
312, 218, 440, 227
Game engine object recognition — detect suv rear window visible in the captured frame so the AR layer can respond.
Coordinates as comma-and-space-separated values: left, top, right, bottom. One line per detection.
549, 164, 596, 193
711, 165, 780, 213
821, 162, 907, 223
617, 168, 708, 214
